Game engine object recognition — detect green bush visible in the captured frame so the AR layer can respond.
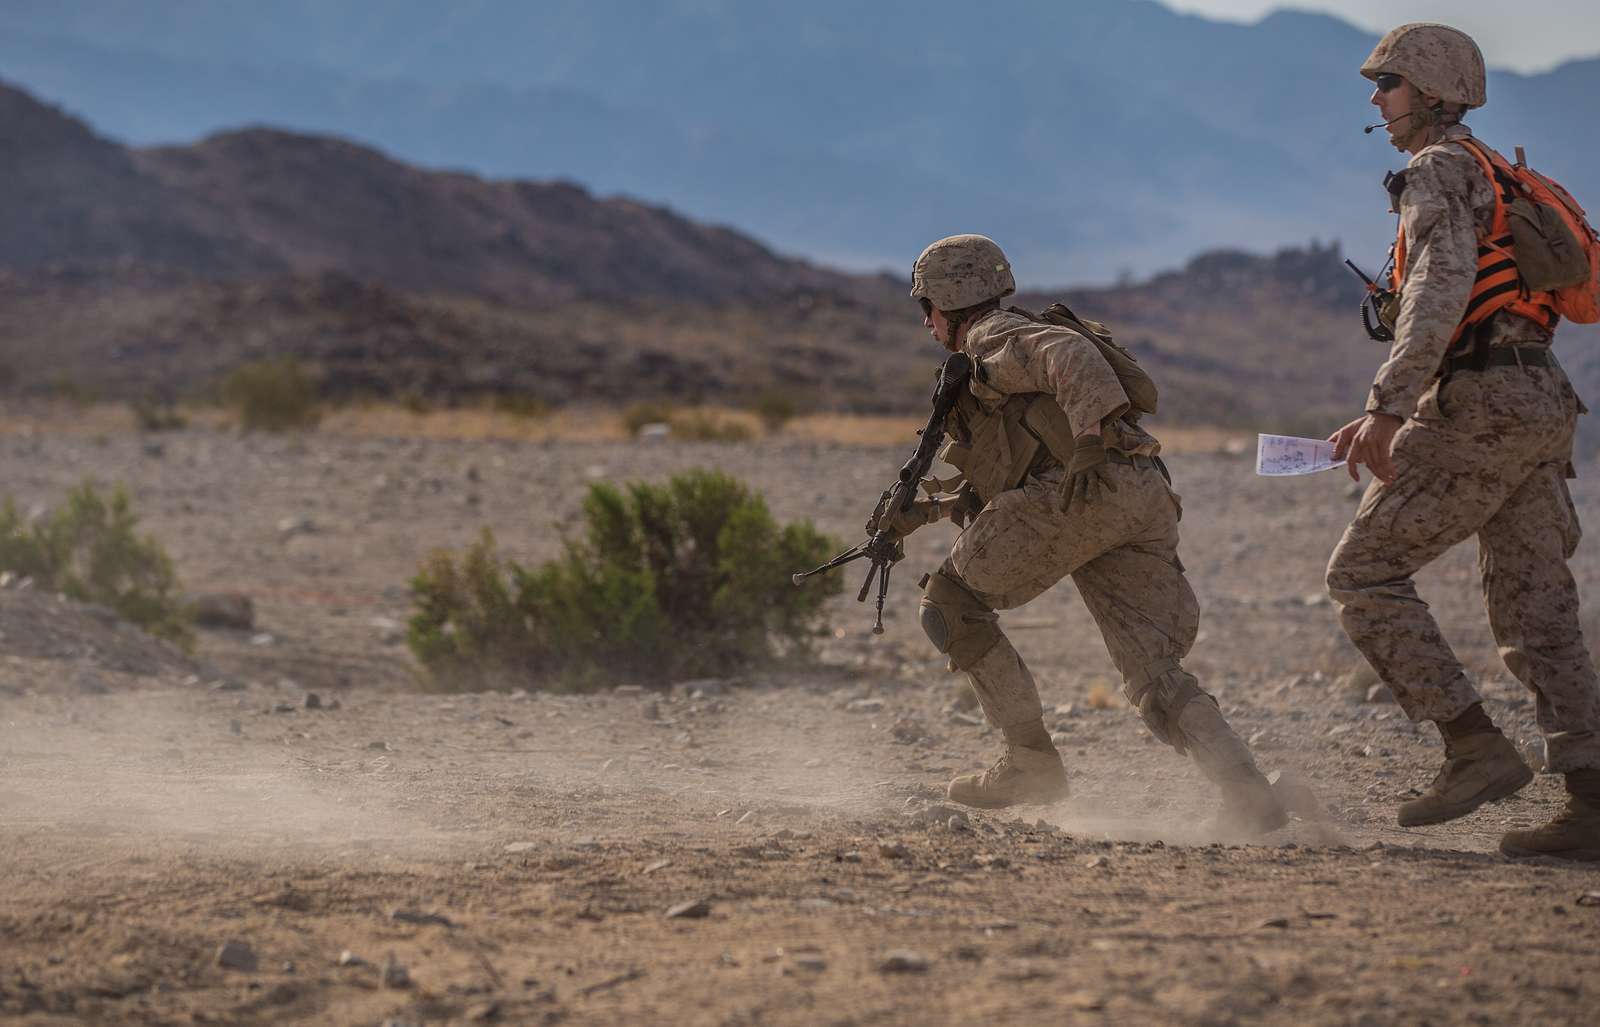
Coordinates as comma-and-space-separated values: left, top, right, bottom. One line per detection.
0, 484, 191, 646
221, 358, 321, 431
408, 469, 841, 690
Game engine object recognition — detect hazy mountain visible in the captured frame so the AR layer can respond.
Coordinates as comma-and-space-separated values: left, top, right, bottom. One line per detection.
3, 1, 1596, 284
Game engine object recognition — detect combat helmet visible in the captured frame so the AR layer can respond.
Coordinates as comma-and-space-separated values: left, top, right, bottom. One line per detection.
1361, 23, 1486, 109
910, 235, 1016, 311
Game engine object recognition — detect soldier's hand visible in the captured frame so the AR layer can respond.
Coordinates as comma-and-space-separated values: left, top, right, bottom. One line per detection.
866, 492, 939, 539
1330, 413, 1401, 484
1060, 433, 1118, 513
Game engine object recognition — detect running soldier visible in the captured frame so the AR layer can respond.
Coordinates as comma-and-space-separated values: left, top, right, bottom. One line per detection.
1327, 23, 1600, 859
878, 234, 1285, 834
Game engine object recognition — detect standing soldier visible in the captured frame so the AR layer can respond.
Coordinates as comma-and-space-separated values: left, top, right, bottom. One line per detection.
1327, 23, 1600, 859
879, 234, 1285, 834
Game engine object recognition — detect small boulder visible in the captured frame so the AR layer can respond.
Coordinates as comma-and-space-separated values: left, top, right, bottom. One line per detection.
189, 593, 255, 630
216, 939, 258, 972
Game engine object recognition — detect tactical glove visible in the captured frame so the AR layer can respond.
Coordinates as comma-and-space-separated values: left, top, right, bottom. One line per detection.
866, 490, 941, 539
1060, 433, 1118, 512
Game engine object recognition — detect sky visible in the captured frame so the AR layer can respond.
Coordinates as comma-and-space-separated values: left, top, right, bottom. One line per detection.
1160, 0, 1600, 72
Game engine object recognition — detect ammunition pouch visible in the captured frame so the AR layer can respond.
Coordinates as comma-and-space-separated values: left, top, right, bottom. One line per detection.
917, 569, 1001, 670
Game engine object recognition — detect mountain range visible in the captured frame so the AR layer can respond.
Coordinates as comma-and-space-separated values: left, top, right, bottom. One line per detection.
2, 1, 1597, 284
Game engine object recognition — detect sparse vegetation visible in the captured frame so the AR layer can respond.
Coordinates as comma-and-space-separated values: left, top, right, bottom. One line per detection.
621, 401, 675, 436
221, 358, 321, 431
408, 469, 841, 690
751, 389, 804, 434
488, 392, 552, 420
130, 398, 188, 432
667, 409, 755, 442
0, 484, 191, 646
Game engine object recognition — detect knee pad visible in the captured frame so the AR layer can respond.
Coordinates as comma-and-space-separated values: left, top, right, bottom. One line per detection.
918, 569, 1001, 670
1124, 661, 1208, 754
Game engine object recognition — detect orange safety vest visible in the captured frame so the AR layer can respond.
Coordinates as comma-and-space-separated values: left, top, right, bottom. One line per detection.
1390, 137, 1560, 348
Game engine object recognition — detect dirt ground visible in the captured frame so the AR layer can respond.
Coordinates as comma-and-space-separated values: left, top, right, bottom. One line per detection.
2, 416, 1599, 1026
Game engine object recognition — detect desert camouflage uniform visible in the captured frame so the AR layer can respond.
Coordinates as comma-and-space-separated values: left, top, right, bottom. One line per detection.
1326, 124, 1600, 772
930, 310, 1264, 786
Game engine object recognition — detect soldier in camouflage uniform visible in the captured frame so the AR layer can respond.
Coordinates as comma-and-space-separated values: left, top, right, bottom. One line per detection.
1327, 24, 1600, 859
878, 234, 1286, 834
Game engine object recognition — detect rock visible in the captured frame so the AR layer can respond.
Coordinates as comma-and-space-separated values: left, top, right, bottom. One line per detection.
304, 693, 322, 710
845, 698, 885, 713
381, 953, 411, 989
503, 842, 537, 854
337, 950, 366, 967
211, 679, 247, 692
188, 592, 255, 630
1576, 892, 1600, 908
678, 678, 728, 698
878, 950, 930, 973
250, 632, 276, 647
391, 909, 454, 928
272, 702, 297, 714
1365, 684, 1396, 704
637, 422, 671, 441
735, 810, 756, 825
890, 718, 925, 744
276, 515, 316, 540
1257, 917, 1291, 930
642, 859, 673, 875
877, 841, 910, 859
366, 741, 392, 751
369, 616, 405, 646
947, 815, 970, 833
216, 939, 258, 971
792, 954, 828, 972
665, 899, 712, 919
1085, 856, 1109, 869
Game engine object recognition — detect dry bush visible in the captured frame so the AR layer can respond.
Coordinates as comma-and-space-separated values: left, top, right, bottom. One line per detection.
221, 358, 321, 431
1085, 679, 1120, 709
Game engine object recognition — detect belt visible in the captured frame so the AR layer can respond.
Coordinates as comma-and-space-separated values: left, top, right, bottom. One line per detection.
1440, 345, 1553, 379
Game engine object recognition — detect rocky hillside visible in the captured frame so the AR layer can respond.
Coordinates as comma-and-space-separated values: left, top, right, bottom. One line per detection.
5, 79, 1597, 434
0, 82, 863, 306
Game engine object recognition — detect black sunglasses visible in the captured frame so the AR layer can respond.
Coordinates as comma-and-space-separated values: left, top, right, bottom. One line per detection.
917, 297, 934, 317
1373, 73, 1405, 93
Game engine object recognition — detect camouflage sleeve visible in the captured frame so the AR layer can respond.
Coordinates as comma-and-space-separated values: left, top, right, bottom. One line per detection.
1365, 150, 1480, 419
975, 322, 1130, 438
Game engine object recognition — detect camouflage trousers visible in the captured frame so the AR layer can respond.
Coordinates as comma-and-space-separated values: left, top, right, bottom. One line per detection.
940, 462, 1200, 732
1326, 364, 1600, 773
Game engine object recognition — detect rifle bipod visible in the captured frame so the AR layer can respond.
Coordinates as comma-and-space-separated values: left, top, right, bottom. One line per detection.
791, 532, 904, 634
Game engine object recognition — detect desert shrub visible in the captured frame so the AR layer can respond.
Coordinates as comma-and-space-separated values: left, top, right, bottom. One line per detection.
751, 390, 803, 434
668, 410, 755, 442
221, 358, 321, 431
408, 469, 841, 690
489, 392, 552, 420
0, 484, 191, 646
622, 401, 675, 436
131, 398, 188, 432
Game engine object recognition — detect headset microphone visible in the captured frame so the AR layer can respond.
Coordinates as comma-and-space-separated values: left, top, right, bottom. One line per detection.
1364, 111, 1420, 135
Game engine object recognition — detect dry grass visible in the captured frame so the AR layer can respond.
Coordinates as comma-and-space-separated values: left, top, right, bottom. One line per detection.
1085, 679, 1121, 709
0, 399, 1254, 453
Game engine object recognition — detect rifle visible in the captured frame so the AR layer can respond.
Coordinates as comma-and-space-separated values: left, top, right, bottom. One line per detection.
792, 351, 973, 634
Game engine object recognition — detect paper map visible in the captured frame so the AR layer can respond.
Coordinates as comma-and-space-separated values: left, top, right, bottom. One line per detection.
1255, 434, 1346, 477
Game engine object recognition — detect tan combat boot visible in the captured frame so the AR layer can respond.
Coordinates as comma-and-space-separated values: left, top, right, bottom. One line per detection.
1500, 770, 1600, 861
1397, 731, 1532, 827
1205, 773, 1290, 837
947, 745, 1070, 809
